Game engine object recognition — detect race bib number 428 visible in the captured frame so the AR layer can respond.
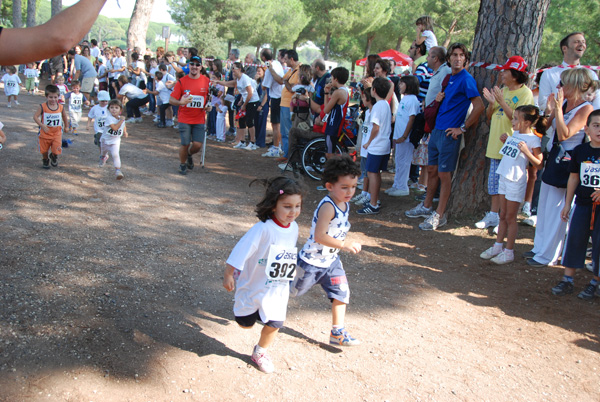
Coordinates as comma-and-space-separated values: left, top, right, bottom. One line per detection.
265, 245, 297, 282
580, 163, 600, 188
499, 137, 521, 160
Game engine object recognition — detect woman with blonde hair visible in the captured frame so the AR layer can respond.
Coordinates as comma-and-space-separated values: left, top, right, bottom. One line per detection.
526, 68, 598, 268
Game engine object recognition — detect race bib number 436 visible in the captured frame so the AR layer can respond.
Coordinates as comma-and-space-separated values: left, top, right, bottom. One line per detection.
265, 245, 297, 282
580, 163, 600, 188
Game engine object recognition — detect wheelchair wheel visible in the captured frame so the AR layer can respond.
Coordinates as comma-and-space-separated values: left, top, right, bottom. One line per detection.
301, 138, 344, 181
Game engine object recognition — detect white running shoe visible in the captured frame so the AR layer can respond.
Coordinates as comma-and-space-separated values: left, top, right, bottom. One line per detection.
491, 250, 514, 265
353, 193, 370, 206
232, 142, 246, 149
475, 211, 499, 229
480, 246, 502, 260
251, 346, 275, 374
521, 201, 532, 217
387, 188, 410, 197
261, 147, 280, 157
523, 215, 537, 227
243, 143, 258, 150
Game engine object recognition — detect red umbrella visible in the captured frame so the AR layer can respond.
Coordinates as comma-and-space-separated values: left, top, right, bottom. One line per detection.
355, 49, 412, 67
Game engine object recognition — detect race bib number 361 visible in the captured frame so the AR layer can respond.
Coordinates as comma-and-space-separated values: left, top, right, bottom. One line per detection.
580, 163, 600, 188
265, 245, 297, 282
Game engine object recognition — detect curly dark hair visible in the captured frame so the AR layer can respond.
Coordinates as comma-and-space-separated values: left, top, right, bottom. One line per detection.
322, 154, 361, 185
252, 176, 305, 222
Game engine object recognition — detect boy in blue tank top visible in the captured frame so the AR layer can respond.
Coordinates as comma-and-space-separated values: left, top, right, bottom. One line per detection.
292, 155, 363, 346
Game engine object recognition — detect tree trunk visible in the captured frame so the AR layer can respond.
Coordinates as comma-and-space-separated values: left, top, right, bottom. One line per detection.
364, 32, 375, 58
51, 0, 62, 18
447, 0, 551, 218
12, 0, 23, 28
324, 31, 332, 60
442, 19, 458, 48
26, 0, 36, 27
126, 0, 155, 59
227, 40, 232, 57
395, 35, 403, 51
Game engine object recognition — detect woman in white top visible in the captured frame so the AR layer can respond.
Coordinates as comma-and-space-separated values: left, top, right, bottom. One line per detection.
214, 62, 260, 150
527, 68, 596, 267
117, 75, 150, 122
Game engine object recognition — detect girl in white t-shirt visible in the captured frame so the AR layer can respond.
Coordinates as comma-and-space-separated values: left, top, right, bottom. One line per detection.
99, 99, 128, 180
388, 75, 421, 196
351, 89, 375, 207
223, 177, 303, 374
415, 16, 438, 52
480, 105, 546, 265
2, 66, 22, 107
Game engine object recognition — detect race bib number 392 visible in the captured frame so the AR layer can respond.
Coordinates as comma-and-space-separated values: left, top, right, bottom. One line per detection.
580, 163, 600, 188
265, 245, 297, 282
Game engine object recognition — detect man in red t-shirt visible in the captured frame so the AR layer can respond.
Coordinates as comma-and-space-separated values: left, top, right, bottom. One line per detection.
169, 55, 211, 175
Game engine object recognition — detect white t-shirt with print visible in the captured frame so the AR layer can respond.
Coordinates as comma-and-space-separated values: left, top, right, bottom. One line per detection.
88, 104, 108, 133
2, 74, 21, 96
393, 94, 420, 140
226, 219, 299, 322
236, 73, 260, 103
496, 131, 541, 182
367, 99, 392, 156
421, 30, 438, 51
101, 114, 125, 146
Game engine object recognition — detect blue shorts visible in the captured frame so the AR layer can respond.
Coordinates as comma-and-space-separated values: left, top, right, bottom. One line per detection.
488, 158, 501, 195
294, 257, 350, 304
365, 153, 389, 173
178, 122, 206, 146
428, 128, 461, 172
235, 311, 284, 329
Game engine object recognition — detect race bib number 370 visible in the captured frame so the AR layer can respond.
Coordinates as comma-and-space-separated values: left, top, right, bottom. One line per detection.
580, 163, 600, 188
265, 245, 297, 282
187, 95, 205, 108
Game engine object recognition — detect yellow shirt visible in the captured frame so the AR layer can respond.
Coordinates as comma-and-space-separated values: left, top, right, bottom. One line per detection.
485, 85, 534, 159
280, 65, 301, 108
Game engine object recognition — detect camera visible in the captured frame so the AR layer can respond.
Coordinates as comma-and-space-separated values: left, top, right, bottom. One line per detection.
295, 87, 306, 95
265, 61, 271, 67
209, 85, 220, 97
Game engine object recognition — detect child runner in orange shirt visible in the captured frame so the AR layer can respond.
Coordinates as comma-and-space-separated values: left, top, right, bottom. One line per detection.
33, 85, 69, 169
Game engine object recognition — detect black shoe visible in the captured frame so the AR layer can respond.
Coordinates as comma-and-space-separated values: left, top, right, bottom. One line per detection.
42, 159, 50, 169
186, 154, 194, 170
577, 283, 598, 300
179, 163, 187, 175
522, 250, 535, 259
527, 258, 547, 267
49, 153, 58, 167
551, 280, 574, 296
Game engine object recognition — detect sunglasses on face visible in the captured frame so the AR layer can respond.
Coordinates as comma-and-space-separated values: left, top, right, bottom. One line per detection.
558, 80, 564, 87
189, 62, 201, 67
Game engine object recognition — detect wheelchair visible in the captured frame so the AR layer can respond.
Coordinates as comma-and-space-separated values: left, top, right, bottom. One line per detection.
283, 105, 360, 181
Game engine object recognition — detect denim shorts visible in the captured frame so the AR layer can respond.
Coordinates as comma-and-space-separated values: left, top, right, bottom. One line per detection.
428, 128, 461, 172
294, 257, 350, 304
178, 123, 206, 146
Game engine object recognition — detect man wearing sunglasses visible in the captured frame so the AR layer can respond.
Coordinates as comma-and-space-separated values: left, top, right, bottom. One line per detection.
170, 55, 211, 175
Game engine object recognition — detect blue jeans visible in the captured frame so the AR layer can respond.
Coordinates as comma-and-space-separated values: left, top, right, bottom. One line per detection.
147, 78, 156, 113
280, 106, 292, 157
562, 203, 600, 275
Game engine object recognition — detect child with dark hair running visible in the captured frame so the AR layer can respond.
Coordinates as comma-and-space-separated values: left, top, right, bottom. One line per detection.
98, 99, 128, 180
223, 177, 303, 374
292, 155, 362, 346
33, 84, 69, 169
552, 110, 600, 298
480, 105, 545, 264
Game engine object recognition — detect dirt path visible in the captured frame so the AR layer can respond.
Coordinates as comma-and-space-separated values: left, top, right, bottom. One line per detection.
1, 89, 599, 402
